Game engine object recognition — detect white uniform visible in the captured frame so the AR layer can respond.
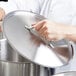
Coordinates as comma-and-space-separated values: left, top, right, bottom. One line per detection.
0, 0, 75, 24
1, 0, 76, 73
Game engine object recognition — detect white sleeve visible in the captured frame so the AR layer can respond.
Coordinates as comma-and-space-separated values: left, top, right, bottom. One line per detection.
0, 0, 18, 14
14, 0, 40, 14
0, 0, 41, 14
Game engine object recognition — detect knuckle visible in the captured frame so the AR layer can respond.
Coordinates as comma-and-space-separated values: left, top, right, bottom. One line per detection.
43, 19, 48, 23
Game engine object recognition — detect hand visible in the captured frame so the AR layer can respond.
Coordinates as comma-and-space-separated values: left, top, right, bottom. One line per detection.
0, 7, 5, 21
33, 20, 67, 41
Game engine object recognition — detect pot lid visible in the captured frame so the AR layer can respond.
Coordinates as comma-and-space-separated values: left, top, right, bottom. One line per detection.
3, 11, 73, 68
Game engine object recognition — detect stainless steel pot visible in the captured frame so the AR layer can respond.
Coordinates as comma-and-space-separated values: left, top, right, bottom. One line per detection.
0, 38, 30, 63
0, 38, 57, 76
3, 11, 73, 68
1, 10, 75, 76
0, 61, 40, 76
0, 38, 42, 76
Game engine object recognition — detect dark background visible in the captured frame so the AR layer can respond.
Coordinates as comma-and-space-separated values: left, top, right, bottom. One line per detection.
0, 0, 8, 2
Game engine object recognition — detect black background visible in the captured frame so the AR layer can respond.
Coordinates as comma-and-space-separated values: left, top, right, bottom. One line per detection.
0, 0, 8, 2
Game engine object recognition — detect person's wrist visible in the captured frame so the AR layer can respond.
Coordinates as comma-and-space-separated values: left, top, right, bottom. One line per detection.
65, 25, 76, 34
62, 25, 72, 40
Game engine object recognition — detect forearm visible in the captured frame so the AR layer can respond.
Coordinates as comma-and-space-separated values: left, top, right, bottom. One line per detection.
64, 25, 76, 42
33, 20, 76, 42
65, 34, 76, 42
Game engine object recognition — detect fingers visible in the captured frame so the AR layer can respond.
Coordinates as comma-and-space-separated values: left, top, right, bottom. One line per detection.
32, 20, 49, 39
32, 20, 65, 41
32, 20, 47, 31
32, 20, 50, 41
32, 20, 48, 36
39, 25, 47, 34
0, 8, 5, 21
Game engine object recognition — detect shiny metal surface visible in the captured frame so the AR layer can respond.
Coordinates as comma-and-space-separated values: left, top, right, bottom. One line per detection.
0, 61, 76, 76
0, 21, 3, 39
0, 38, 42, 76
0, 61, 41, 76
53, 72, 76, 76
0, 38, 30, 63
0, 38, 75, 76
3, 11, 73, 68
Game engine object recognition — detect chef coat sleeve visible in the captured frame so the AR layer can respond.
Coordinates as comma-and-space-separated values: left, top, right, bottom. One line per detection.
13, 0, 41, 14
0, 0, 18, 14
0, 0, 42, 14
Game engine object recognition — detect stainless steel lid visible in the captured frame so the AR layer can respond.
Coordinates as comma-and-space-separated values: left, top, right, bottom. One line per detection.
3, 11, 73, 68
